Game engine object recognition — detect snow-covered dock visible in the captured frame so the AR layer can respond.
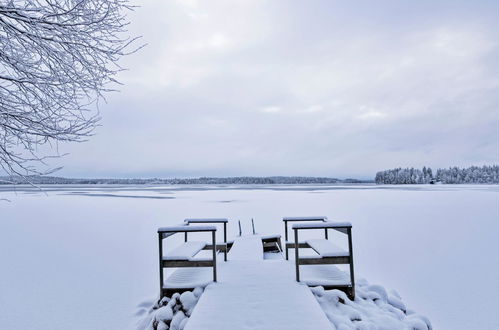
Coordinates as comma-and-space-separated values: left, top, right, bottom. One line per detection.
184, 235, 334, 330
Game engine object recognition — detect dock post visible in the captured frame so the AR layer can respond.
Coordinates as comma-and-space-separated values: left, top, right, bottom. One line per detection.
212, 230, 217, 282
347, 227, 355, 299
238, 220, 242, 236
294, 228, 300, 282
223, 222, 227, 261
158, 232, 164, 298
285, 220, 289, 260
324, 228, 328, 240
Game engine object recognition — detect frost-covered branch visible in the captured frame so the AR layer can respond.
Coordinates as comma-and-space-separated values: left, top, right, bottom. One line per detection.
0, 0, 140, 179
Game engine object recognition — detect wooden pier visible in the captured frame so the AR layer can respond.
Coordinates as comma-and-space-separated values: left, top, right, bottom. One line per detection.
184, 235, 334, 330
157, 217, 355, 329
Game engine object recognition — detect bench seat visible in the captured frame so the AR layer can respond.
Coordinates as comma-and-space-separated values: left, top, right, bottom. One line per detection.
260, 234, 281, 240
300, 265, 351, 286
164, 241, 206, 260
306, 239, 349, 257
285, 240, 307, 244
163, 267, 214, 289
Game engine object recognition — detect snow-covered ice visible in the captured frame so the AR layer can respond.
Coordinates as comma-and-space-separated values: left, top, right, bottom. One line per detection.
1, 184, 498, 329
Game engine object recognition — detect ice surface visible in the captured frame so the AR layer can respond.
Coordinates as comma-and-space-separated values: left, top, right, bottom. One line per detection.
306, 239, 349, 257
1, 184, 499, 329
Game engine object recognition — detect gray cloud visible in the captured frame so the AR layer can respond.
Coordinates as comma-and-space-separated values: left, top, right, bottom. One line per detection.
53, 0, 499, 178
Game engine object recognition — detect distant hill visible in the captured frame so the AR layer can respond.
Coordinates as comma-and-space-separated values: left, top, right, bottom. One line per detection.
0, 175, 372, 185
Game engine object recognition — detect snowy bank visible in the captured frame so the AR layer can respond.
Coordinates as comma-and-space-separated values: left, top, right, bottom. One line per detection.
136, 288, 204, 330
312, 279, 432, 330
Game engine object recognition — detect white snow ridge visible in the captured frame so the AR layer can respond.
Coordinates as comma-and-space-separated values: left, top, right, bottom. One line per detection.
136, 288, 204, 330
312, 279, 432, 330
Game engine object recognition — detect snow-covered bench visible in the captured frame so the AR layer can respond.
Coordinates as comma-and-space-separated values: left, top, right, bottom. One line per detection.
184, 218, 229, 261
158, 225, 218, 297
282, 216, 328, 260
292, 222, 356, 299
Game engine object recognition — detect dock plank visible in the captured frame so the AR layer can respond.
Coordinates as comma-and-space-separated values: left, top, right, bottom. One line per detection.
185, 236, 333, 330
228, 235, 264, 261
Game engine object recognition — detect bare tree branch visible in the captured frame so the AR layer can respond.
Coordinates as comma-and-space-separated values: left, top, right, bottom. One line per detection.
0, 0, 141, 180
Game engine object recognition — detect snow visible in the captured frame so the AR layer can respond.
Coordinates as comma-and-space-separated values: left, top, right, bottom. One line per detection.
158, 225, 216, 232
283, 216, 328, 221
163, 241, 207, 260
185, 260, 334, 330
184, 218, 228, 223
179, 291, 198, 316
293, 221, 352, 229
1, 184, 499, 329
163, 268, 214, 289
306, 239, 350, 257
311, 280, 432, 329
138, 290, 203, 330
260, 234, 281, 240
300, 265, 351, 286
227, 235, 264, 260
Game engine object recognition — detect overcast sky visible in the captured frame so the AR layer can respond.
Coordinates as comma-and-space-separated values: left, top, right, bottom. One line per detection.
56, 0, 499, 179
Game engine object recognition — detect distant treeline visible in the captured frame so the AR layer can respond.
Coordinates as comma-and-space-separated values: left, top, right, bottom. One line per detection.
375, 165, 499, 184
0, 176, 369, 185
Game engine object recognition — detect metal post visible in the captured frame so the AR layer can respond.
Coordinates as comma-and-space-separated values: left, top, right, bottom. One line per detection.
277, 236, 283, 252
347, 227, 355, 299
184, 232, 187, 242
284, 220, 288, 241
251, 218, 256, 235
325, 228, 328, 240
212, 230, 217, 282
285, 220, 289, 260
294, 228, 300, 282
238, 220, 242, 236
223, 222, 227, 262
158, 232, 164, 297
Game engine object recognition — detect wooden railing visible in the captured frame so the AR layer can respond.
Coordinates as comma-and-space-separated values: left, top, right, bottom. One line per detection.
292, 222, 355, 299
157, 225, 217, 298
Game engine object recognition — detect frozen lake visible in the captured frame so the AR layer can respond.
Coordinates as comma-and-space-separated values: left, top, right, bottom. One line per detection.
1, 184, 498, 329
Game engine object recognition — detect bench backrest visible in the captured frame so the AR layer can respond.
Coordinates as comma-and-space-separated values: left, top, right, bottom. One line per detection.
164, 241, 207, 260
292, 221, 352, 235
282, 216, 327, 242
184, 218, 228, 243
